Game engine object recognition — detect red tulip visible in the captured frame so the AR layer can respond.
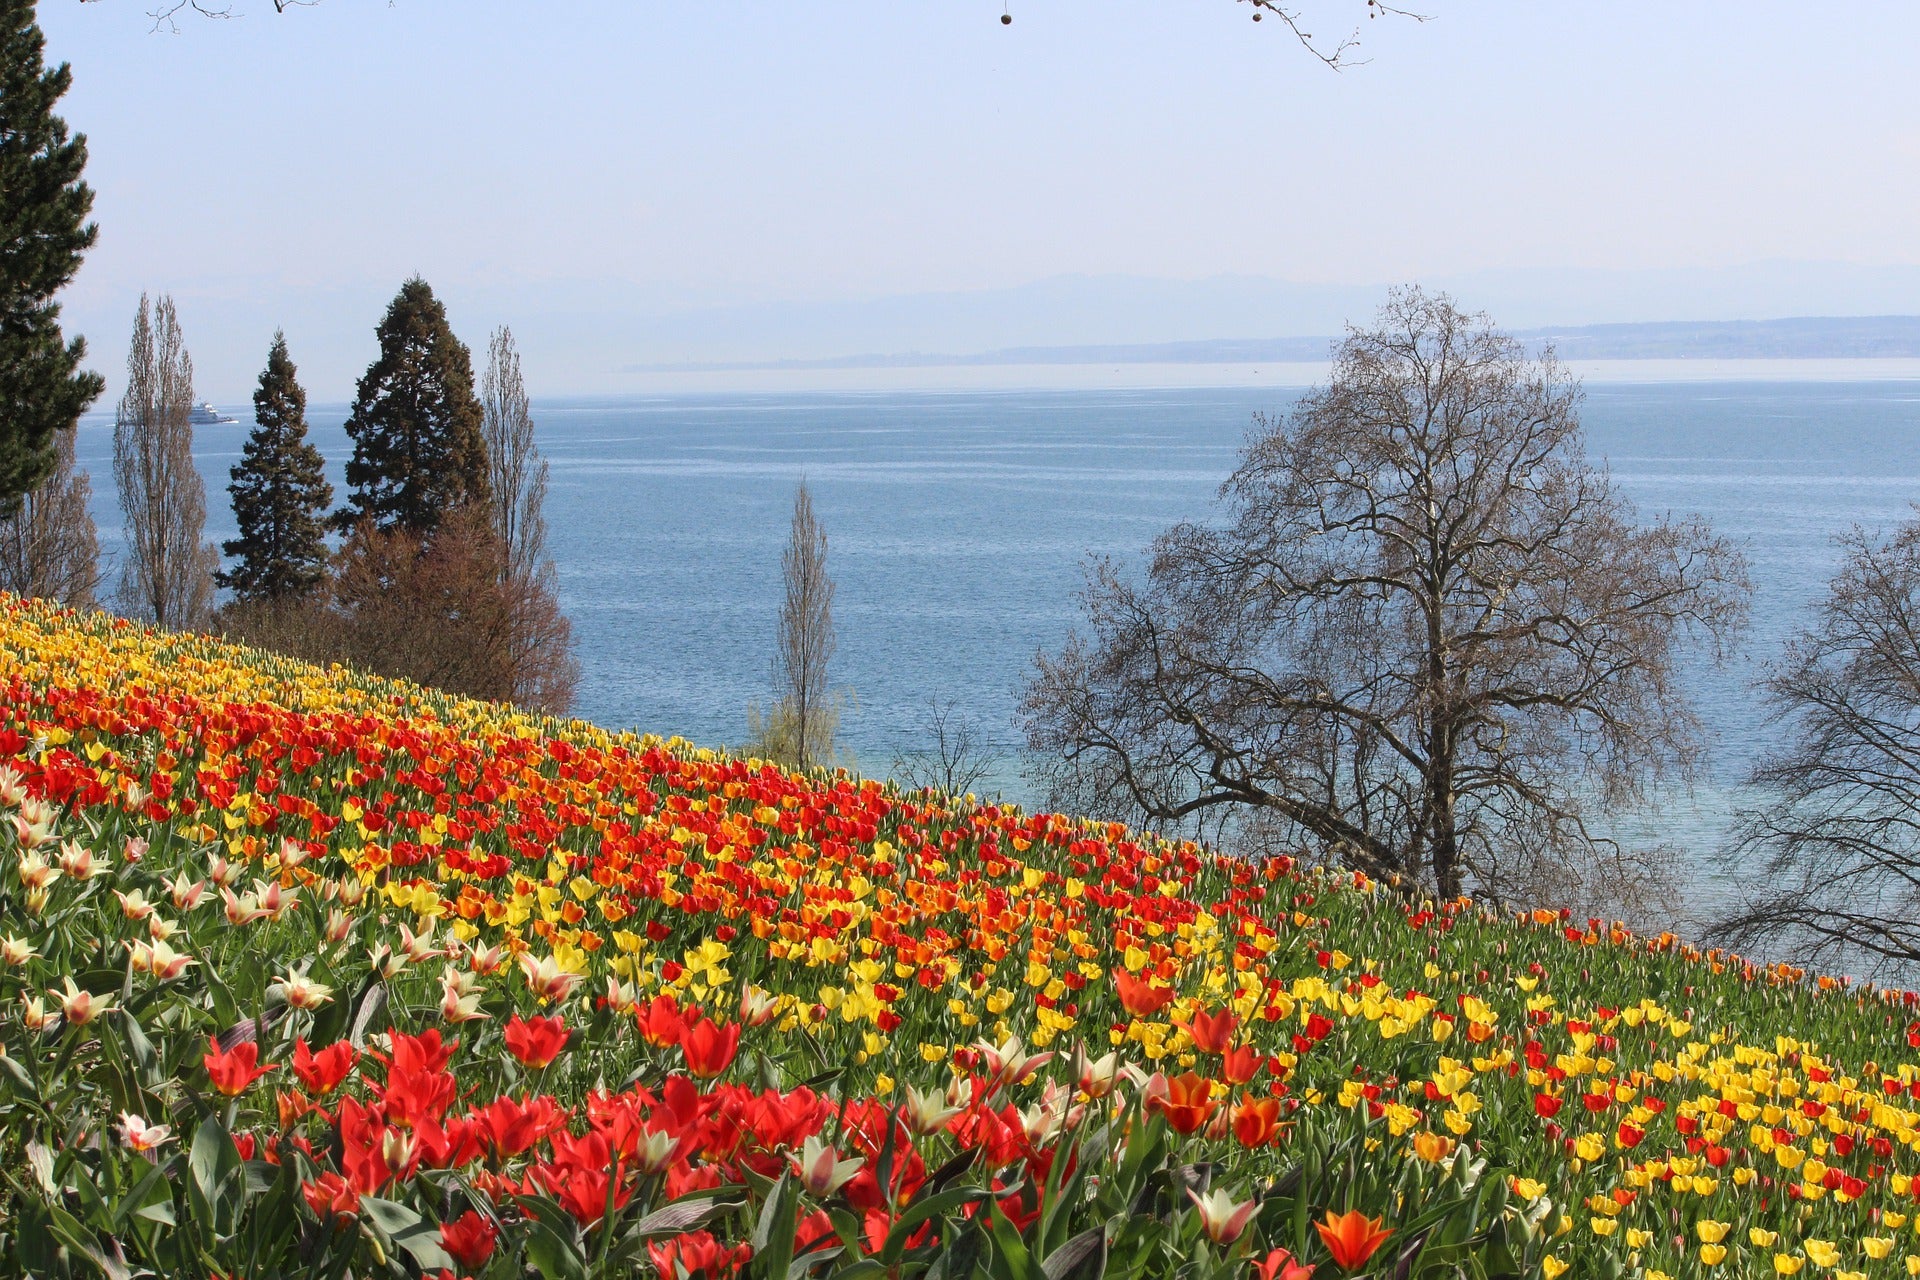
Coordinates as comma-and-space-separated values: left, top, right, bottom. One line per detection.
439, 1209, 498, 1268
504, 1014, 571, 1069
638, 993, 686, 1048
1221, 1043, 1263, 1085
292, 1039, 356, 1096
474, 1093, 568, 1158
204, 1038, 274, 1097
301, 1171, 358, 1221
1315, 1209, 1392, 1270
679, 1016, 741, 1080
1254, 1248, 1316, 1280
647, 1230, 752, 1280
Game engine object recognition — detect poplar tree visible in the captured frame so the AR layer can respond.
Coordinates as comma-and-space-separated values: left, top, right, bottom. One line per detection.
480, 325, 547, 583
219, 331, 332, 601
479, 324, 577, 709
0, 0, 104, 512
749, 481, 839, 771
114, 294, 217, 630
337, 277, 489, 535
779, 481, 836, 771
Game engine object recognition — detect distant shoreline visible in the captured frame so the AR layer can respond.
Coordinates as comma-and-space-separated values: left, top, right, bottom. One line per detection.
101, 355, 1920, 412
603, 357, 1920, 397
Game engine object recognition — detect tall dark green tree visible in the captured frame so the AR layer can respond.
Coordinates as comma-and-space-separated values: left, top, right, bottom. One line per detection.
218, 331, 332, 601
0, 0, 104, 514
336, 277, 489, 535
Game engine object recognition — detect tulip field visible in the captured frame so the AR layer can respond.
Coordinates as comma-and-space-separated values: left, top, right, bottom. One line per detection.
5, 596, 1920, 1279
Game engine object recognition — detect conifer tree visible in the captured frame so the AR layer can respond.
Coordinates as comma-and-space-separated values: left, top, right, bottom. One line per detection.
337, 277, 489, 535
219, 331, 332, 601
0, 0, 104, 512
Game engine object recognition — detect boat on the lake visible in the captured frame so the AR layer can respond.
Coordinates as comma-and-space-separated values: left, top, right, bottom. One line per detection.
188, 401, 239, 425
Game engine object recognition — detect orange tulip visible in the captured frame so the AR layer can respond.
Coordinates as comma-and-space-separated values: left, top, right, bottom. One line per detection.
1232, 1095, 1284, 1148
1316, 1209, 1392, 1270
1151, 1070, 1221, 1135
1178, 1006, 1237, 1055
1114, 969, 1175, 1017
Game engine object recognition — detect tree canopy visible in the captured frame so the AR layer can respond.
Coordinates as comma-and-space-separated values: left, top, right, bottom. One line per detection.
219, 331, 333, 601
337, 277, 490, 536
0, 0, 102, 514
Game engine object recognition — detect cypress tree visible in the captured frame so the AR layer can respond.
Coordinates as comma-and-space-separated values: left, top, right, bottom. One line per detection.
0, 0, 104, 513
219, 331, 332, 601
337, 277, 489, 535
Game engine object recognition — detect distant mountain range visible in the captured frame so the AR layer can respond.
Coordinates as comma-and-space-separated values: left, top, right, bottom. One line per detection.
92, 259, 1920, 401
633, 315, 1920, 373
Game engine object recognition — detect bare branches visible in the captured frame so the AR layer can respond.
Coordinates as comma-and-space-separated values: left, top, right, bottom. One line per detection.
96, 0, 1423, 68
0, 425, 101, 608
97, 0, 322, 34
1024, 287, 1748, 907
1710, 516, 1920, 977
1241, 0, 1429, 69
892, 698, 1001, 800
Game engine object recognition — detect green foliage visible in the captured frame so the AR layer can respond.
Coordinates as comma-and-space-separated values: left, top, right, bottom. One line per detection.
0, 0, 104, 514
337, 276, 490, 536
746, 690, 853, 774
218, 331, 333, 602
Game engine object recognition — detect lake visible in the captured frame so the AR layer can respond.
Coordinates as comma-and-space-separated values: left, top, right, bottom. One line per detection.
70, 378, 1920, 921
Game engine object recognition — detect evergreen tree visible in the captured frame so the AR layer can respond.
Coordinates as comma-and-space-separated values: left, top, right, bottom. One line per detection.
219, 331, 332, 601
337, 277, 489, 535
0, 0, 104, 513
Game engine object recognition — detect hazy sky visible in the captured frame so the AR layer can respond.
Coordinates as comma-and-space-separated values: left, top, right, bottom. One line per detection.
34, 1, 1920, 399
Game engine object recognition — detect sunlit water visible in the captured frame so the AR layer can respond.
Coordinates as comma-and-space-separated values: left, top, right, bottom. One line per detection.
70, 380, 1920, 925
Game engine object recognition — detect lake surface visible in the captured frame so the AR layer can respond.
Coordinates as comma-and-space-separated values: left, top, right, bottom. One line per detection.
70, 379, 1920, 920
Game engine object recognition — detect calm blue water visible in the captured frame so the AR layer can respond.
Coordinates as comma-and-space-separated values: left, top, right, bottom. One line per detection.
70, 381, 1920, 909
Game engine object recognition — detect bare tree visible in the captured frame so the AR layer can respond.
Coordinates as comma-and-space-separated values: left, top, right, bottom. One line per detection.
113, 293, 217, 630
1023, 288, 1750, 904
756, 481, 837, 772
477, 324, 577, 711
480, 326, 548, 581
320, 508, 578, 716
1711, 516, 1920, 976
0, 424, 100, 607
892, 697, 1001, 799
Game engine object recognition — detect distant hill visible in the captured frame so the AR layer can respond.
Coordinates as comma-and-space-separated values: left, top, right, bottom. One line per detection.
1520, 315, 1920, 359
635, 315, 1920, 373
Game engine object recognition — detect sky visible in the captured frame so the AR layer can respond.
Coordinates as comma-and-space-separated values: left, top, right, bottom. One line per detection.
32, 1, 1920, 401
